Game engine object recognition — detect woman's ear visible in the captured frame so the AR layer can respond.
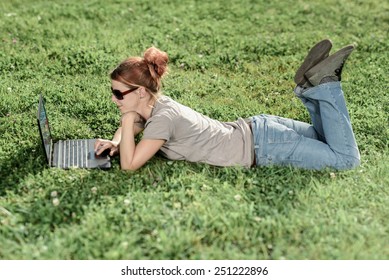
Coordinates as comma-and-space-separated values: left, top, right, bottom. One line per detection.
139, 87, 152, 100
138, 87, 145, 99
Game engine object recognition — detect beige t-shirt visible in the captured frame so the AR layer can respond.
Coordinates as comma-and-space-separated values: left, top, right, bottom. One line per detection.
143, 96, 254, 168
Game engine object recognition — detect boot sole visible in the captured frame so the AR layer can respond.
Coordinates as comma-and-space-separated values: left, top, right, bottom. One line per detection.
294, 39, 333, 85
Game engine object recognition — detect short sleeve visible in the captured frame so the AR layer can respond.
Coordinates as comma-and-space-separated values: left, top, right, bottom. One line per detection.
142, 114, 174, 141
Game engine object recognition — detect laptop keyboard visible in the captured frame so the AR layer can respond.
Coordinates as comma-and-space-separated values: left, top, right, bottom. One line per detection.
57, 139, 88, 168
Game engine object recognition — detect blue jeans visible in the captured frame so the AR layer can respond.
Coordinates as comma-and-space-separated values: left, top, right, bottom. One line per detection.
250, 82, 360, 170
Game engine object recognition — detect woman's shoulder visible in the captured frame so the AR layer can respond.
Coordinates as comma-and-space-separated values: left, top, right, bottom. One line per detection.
153, 95, 184, 115
156, 95, 180, 106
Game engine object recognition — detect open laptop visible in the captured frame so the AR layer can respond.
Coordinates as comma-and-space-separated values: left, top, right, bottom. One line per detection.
37, 94, 111, 169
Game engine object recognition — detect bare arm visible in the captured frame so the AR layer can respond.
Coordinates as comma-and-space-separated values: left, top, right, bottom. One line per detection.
111, 127, 122, 145
120, 112, 165, 171
112, 118, 144, 143
94, 114, 145, 157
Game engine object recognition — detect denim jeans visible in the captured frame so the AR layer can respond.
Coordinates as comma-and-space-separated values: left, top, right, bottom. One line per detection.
250, 82, 360, 170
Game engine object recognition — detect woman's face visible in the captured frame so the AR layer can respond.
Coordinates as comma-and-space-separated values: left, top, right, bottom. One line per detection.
111, 80, 139, 114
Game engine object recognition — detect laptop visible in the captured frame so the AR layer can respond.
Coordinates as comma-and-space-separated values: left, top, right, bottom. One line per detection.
37, 94, 111, 169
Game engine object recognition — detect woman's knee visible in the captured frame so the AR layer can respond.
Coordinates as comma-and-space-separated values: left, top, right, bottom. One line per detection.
337, 154, 360, 170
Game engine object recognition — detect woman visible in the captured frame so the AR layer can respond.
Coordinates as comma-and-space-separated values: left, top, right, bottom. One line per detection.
95, 39, 360, 171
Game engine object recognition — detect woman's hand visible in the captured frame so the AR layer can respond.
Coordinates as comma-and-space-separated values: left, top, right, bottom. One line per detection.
121, 111, 145, 136
121, 111, 142, 125
94, 139, 119, 157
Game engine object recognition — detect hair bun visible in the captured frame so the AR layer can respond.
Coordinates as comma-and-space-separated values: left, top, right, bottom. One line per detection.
143, 47, 169, 80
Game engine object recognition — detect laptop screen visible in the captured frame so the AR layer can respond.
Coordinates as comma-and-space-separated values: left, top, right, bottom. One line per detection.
37, 95, 52, 163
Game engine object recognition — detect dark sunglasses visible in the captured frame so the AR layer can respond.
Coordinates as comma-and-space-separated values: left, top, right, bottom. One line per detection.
111, 87, 138, 100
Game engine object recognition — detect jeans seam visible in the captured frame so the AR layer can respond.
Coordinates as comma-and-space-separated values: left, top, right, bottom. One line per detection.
329, 89, 350, 157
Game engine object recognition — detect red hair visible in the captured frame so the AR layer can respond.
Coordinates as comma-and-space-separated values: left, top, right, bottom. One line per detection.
110, 47, 169, 95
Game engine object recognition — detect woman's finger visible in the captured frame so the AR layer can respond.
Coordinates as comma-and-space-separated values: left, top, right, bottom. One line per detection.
94, 139, 103, 151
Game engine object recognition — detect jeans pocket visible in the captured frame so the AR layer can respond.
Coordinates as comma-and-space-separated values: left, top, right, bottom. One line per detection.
264, 121, 302, 163
267, 121, 301, 144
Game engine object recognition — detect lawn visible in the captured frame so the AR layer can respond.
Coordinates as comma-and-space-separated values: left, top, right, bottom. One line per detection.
0, 0, 388, 259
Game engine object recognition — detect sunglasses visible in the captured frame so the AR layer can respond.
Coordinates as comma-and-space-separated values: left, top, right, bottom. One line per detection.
111, 87, 138, 100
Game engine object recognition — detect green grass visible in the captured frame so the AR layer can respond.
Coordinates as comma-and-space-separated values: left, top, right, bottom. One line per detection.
1, 0, 388, 259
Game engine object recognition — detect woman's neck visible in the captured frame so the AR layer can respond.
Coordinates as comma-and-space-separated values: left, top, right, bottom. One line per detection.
137, 98, 156, 120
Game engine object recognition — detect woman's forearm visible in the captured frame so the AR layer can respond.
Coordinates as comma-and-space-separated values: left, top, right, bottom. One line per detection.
112, 127, 122, 144
112, 119, 142, 145
120, 117, 137, 170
